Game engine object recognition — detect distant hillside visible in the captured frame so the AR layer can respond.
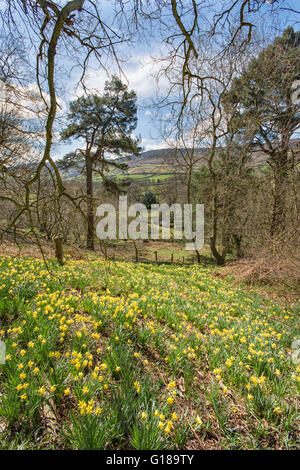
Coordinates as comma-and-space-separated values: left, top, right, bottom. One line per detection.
106, 148, 208, 179
62, 148, 208, 181
62, 139, 300, 181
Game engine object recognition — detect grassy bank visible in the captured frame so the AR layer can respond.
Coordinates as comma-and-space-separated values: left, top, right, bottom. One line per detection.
0, 256, 299, 449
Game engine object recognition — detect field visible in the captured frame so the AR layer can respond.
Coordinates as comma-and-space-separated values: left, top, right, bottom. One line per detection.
94, 173, 176, 183
103, 241, 214, 264
62, 150, 186, 184
0, 255, 299, 450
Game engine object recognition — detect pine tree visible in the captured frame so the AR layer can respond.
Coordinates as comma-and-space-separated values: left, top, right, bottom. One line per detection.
225, 27, 300, 235
59, 76, 141, 250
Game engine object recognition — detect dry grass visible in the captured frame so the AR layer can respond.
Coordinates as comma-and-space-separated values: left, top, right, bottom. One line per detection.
218, 229, 300, 302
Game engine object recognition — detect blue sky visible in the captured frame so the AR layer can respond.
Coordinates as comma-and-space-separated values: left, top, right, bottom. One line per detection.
53, 0, 300, 158
51, 42, 169, 159
1, 0, 299, 158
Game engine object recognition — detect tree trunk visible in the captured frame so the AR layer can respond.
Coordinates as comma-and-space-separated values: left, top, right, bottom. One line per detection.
210, 237, 226, 266
132, 240, 138, 262
54, 237, 64, 265
210, 188, 226, 266
85, 152, 95, 250
233, 234, 243, 259
271, 150, 288, 237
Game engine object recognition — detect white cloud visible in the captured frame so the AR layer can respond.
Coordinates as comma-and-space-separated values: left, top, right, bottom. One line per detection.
81, 52, 169, 101
142, 137, 170, 151
0, 81, 66, 120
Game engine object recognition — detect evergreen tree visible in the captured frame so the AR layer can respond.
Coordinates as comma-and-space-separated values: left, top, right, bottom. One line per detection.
225, 27, 300, 235
59, 76, 141, 250
142, 191, 158, 209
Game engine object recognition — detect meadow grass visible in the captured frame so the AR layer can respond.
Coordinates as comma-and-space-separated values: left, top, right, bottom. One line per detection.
0, 255, 299, 449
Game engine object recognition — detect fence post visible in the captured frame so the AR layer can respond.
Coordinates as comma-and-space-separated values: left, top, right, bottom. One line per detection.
155, 251, 158, 262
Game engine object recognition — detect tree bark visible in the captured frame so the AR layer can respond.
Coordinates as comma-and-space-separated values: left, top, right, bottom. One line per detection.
54, 237, 64, 265
132, 240, 139, 262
